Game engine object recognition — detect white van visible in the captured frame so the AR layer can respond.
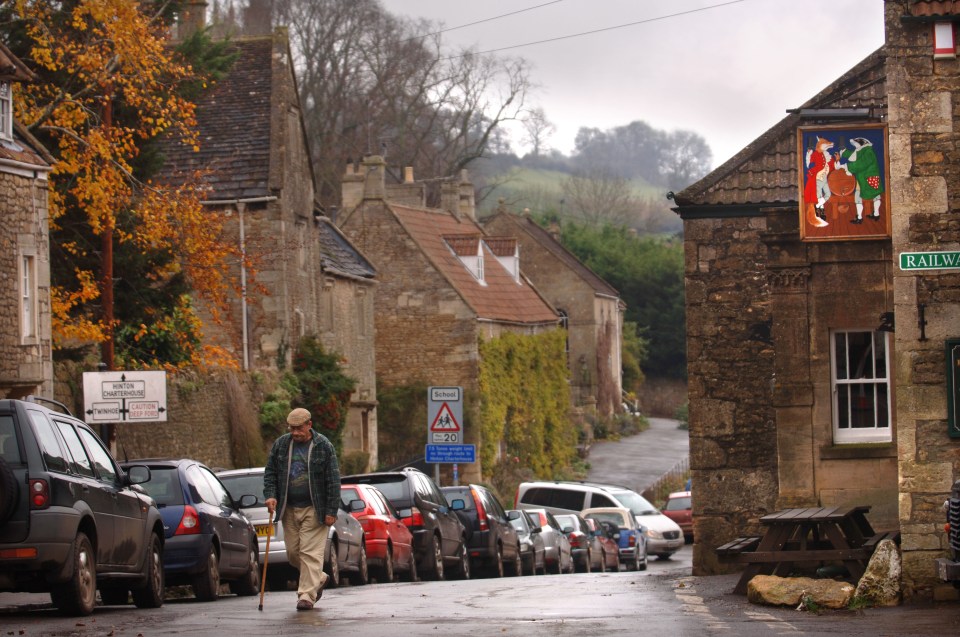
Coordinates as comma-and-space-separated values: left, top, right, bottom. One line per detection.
514, 481, 684, 559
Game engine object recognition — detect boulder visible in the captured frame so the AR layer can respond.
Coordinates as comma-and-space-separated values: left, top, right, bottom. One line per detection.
747, 575, 855, 609
854, 539, 902, 607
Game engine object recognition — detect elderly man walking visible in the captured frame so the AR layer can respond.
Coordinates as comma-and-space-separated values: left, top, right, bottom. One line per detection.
264, 407, 341, 610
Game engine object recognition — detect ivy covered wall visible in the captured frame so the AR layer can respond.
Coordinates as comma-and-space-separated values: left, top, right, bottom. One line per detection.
478, 329, 576, 479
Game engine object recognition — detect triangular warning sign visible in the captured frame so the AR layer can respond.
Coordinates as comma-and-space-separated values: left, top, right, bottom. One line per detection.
430, 402, 461, 432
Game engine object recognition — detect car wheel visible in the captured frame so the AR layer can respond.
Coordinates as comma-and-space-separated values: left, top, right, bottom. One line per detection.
510, 545, 522, 576
455, 539, 471, 580
192, 545, 220, 602
350, 541, 369, 586
404, 548, 419, 582
492, 544, 504, 578
380, 545, 395, 584
583, 548, 592, 573
325, 538, 341, 588
425, 535, 444, 581
551, 553, 562, 575
50, 532, 97, 616
131, 534, 165, 608
230, 545, 260, 596
0, 458, 18, 525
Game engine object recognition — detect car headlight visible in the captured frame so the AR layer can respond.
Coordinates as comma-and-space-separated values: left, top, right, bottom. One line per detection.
645, 529, 664, 540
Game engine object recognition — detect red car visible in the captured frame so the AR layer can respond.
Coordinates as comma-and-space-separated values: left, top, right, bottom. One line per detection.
662, 490, 693, 542
341, 483, 418, 582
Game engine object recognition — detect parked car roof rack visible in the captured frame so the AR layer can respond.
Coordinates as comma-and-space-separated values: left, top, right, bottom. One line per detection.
24, 394, 74, 416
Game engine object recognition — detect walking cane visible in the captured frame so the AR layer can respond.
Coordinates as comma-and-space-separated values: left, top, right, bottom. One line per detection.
258, 512, 274, 611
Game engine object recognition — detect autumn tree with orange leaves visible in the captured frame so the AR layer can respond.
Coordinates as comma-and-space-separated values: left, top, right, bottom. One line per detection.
4, 0, 240, 370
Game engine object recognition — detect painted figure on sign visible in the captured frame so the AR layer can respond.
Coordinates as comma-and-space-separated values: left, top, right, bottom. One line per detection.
837, 136, 883, 224
803, 136, 835, 228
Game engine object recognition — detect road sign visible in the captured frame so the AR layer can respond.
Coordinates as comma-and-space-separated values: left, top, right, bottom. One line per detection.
82, 371, 167, 424
425, 444, 476, 463
428, 386, 463, 445
899, 251, 960, 271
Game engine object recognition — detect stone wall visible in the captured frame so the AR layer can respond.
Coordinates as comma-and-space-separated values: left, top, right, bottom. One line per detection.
885, 0, 960, 601
0, 172, 52, 399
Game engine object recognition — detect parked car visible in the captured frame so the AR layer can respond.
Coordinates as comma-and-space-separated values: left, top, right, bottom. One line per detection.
523, 507, 573, 574
341, 468, 469, 581
585, 517, 621, 572
341, 483, 417, 583
555, 513, 599, 573
582, 507, 648, 571
662, 490, 693, 542
0, 397, 165, 616
601, 487, 685, 559
441, 484, 522, 577
217, 466, 368, 590
507, 509, 545, 575
121, 458, 260, 601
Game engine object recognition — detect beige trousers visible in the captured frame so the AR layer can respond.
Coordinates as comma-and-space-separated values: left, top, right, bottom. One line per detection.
282, 506, 330, 603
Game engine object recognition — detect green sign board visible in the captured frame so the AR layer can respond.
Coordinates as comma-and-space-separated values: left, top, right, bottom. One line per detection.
900, 251, 960, 271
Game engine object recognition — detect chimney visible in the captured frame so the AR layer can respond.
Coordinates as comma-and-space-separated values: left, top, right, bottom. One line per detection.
404, 166, 414, 183
458, 169, 476, 221
362, 155, 386, 201
176, 1, 208, 41
243, 0, 273, 37
441, 180, 460, 219
341, 159, 365, 211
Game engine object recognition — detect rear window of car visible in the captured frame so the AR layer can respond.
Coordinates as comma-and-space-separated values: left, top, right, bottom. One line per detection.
664, 496, 691, 511
220, 473, 265, 505
347, 475, 410, 503
0, 415, 21, 464
521, 486, 586, 511
138, 467, 185, 506
442, 488, 474, 509
585, 511, 629, 528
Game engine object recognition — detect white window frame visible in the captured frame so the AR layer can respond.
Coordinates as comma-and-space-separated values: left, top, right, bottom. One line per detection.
830, 329, 892, 443
0, 81, 12, 141
20, 253, 38, 343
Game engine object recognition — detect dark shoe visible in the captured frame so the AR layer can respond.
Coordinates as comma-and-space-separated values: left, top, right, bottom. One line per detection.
296, 598, 313, 611
317, 578, 327, 599
850, 218, 863, 224
869, 214, 881, 220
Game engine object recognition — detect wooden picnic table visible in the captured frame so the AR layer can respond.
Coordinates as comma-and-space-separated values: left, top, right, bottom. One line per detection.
717, 505, 898, 595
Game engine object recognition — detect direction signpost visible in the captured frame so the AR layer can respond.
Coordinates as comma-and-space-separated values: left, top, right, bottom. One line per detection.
426, 386, 475, 485
82, 370, 168, 424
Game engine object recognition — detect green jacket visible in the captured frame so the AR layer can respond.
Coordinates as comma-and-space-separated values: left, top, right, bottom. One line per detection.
263, 429, 341, 521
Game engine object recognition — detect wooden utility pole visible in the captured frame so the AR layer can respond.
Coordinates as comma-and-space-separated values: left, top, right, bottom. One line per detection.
100, 95, 116, 451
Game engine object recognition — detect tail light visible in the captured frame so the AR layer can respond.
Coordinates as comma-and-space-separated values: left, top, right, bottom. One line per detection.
627, 533, 636, 547
471, 488, 489, 532
401, 507, 425, 528
29, 479, 49, 509
175, 505, 201, 535
569, 533, 582, 548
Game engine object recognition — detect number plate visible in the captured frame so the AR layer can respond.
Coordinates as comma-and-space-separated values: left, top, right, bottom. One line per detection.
255, 524, 274, 538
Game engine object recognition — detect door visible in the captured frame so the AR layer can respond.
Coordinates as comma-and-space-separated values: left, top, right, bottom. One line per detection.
196, 465, 249, 572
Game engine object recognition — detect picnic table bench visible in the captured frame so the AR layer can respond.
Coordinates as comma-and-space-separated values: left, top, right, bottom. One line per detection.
716, 505, 900, 595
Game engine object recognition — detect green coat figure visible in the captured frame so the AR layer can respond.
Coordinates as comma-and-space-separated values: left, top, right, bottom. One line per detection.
839, 136, 883, 223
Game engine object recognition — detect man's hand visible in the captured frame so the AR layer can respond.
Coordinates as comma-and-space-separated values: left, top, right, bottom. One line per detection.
265, 498, 277, 515
324, 514, 336, 526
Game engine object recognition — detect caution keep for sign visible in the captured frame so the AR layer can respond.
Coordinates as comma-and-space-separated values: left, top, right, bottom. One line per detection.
428, 386, 463, 445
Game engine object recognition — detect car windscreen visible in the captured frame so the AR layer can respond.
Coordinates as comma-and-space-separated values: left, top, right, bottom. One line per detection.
0, 415, 21, 464
219, 474, 265, 506
509, 517, 527, 532
610, 490, 659, 515
584, 512, 627, 528
137, 467, 185, 507
663, 496, 691, 511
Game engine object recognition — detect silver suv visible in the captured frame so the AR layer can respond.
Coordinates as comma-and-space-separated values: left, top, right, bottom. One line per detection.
0, 398, 165, 615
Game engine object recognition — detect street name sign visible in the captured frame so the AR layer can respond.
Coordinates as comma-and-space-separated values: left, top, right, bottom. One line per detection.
428, 386, 463, 445
899, 251, 960, 271
425, 444, 476, 464
82, 371, 167, 424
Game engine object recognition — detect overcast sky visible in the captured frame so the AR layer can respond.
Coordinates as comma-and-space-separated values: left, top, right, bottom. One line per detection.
377, 0, 885, 170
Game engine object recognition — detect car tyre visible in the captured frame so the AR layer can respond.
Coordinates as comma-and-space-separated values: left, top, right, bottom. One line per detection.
325, 537, 341, 588
454, 539, 471, 580
192, 545, 220, 602
380, 545, 395, 583
0, 458, 18, 524
551, 553, 562, 575
403, 548, 418, 582
583, 548, 592, 573
131, 534, 165, 608
50, 532, 97, 616
425, 534, 444, 581
491, 544, 504, 578
230, 545, 260, 597
350, 541, 369, 586
510, 545, 522, 576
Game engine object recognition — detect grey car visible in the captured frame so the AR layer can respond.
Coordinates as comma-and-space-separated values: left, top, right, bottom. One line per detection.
522, 507, 573, 574
507, 509, 545, 575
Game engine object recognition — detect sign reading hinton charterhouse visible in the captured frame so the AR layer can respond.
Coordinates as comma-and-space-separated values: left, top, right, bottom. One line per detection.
899, 251, 960, 271
82, 371, 167, 424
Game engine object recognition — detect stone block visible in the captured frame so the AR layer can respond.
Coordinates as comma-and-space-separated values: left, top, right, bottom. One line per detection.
747, 575, 854, 609
887, 90, 953, 134
899, 461, 954, 492
892, 176, 949, 216
854, 539, 902, 607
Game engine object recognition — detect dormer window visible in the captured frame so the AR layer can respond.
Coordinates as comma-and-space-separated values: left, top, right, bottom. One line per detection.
0, 82, 12, 140
484, 236, 520, 283
444, 233, 486, 285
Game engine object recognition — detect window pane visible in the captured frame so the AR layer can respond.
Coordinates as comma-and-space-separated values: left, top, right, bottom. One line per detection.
29, 412, 68, 473
873, 332, 887, 379
55, 421, 95, 478
835, 332, 849, 379
77, 428, 118, 485
850, 383, 877, 428
0, 415, 21, 464
837, 384, 850, 429
848, 332, 874, 380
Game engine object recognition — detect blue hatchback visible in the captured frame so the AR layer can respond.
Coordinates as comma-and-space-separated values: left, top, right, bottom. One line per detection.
582, 507, 648, 571
121, 459, 260, 601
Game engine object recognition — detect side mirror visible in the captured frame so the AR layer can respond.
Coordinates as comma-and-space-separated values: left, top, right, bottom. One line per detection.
563, 526, 574, 534
450, 498, 466, 511
126, 465, 151, 485
239, 494, 258, 508
349, 499, 365, 512
396, 508, 412, 519
530, 526, 542, 534
506, 510, 520, 521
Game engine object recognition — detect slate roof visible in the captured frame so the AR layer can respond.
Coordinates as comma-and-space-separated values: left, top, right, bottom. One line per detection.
484, 212, 620, 297
155, 37, 273, 200
315, 214, 376, 280
2, 121, 53, 170
389, 204, 558, 325
672, 47, 886, 210
905, 0, 960, 18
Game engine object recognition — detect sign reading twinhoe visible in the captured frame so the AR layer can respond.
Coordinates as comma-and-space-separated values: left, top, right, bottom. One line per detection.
426, 386, 476, 463
82, 371, 167, 424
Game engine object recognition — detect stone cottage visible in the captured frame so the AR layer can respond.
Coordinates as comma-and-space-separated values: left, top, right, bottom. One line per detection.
483, 211, 625, 419
0, 43, 53, 400
672, 0, 960, 601
337, 157, 560, 482
155, 27, 379, 468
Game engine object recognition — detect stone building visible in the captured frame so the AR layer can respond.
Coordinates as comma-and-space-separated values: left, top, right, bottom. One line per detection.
483, 211, 625, 419
337, 157, 560, 482
0, 43, 53, 400
672, 0, 960, 601
156, 30, 379, 468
